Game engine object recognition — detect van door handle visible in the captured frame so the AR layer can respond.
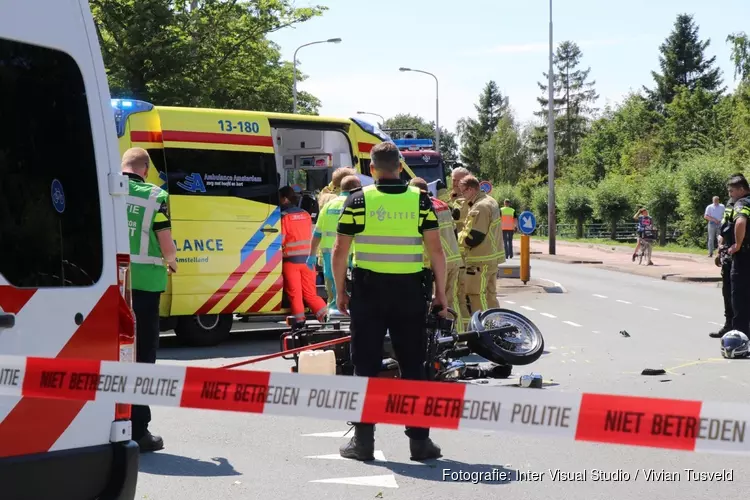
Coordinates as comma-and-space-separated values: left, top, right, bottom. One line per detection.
261, 228, 279, 233
0, 313, 15, 329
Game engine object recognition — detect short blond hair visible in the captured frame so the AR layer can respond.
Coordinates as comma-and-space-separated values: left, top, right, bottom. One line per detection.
460, 175, 480, 190
409, 177, 429, 192
340, 175, 361, 192
332, 167, 356, 188
121, 147, 150, 173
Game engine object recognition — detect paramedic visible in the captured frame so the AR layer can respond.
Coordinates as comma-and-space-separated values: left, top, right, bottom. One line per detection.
279, 186, 328, 325
309, 175, 361, 311
317, 167, 357, 213
457, 175, 504, 313
410, 177, 464, 331
122, 147, 177, 453
333, 141, 446, 462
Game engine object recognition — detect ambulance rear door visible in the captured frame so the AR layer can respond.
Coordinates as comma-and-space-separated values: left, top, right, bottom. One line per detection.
156, 108, 283, 322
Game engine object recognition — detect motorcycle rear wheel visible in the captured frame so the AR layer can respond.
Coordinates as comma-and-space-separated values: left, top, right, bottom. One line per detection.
468, 308, 545, 366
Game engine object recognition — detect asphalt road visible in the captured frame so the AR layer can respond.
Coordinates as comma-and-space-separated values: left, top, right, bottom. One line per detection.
136, 260, 749, 500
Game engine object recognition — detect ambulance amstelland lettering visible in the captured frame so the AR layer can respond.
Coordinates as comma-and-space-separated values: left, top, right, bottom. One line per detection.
111, 101, 417, 347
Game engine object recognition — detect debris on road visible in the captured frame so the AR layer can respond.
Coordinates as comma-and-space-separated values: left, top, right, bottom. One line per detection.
641, 368, 667, 376
520, 373, 543, 388
620, 330, 631, 337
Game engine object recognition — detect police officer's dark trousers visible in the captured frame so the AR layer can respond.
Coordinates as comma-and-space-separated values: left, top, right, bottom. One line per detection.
131, 289, 161, 440
349, 268, 429, 439
731, 250, 750, 335
721, 259, 734, 329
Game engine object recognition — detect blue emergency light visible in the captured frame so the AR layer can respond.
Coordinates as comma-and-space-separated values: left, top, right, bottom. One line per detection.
110, 99, 155, 138
393, 138, 434, 150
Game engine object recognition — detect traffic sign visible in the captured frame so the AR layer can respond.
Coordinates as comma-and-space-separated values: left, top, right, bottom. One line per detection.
479, 181, 492, 194
518, 211, 537, 235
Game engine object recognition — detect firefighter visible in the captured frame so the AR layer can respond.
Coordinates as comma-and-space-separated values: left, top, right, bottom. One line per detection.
309, 175, 361, 311
121, 147, 177, 453
410, 177, 464, 331
279, 186, 328, 325
457, 175, 504, 312
449, 166, 471, 330
333, 142, 447, 462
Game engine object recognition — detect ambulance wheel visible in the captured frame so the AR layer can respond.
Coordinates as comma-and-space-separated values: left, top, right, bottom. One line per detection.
175, 314, 232, 347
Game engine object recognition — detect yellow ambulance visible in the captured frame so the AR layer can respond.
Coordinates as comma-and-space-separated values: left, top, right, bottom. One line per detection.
111, 100, 415, 346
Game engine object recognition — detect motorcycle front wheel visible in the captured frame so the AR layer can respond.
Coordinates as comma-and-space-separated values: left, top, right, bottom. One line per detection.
467, 308, 545, 366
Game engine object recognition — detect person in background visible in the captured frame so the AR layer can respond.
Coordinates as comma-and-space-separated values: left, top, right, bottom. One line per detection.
309, 175, 361, 311
279, 186, 328, 326
500, 199, 517, 259
705, 196, 726, 258
631, 207, 654, 264
410, 177, 464, 331
317, 167, 357, 213
121, 147, 177, 453
457, 175, 504, 313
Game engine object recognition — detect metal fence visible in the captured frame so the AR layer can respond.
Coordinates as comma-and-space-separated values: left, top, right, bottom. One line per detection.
535, 222, 682, 243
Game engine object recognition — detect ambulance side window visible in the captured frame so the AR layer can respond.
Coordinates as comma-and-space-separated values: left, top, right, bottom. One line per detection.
163, 148, 279, 206
0, 37, 103, 288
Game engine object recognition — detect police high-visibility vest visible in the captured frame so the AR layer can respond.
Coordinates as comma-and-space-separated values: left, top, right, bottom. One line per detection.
316, 194, 348, 254
501, 206, 515, 231
353, 185, 424, 274
127, 178, 169, 292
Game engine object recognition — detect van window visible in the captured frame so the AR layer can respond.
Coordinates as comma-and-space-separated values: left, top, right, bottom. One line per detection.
0, 37, 103, 288
163, 149, 279, 205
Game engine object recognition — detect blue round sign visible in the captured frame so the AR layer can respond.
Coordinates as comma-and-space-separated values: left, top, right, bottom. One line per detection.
479, 181, 492, 194
518, 211, 536, 235
51, 179, 65, 214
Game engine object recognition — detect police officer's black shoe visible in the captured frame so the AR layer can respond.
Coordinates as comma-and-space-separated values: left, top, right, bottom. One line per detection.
339, 425, 375, 461
709, 325, 732, 338
137, 431, 164, 453
409, 438, 442, 461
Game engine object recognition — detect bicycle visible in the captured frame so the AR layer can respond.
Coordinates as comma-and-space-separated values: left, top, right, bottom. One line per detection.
636, 235, 656, 265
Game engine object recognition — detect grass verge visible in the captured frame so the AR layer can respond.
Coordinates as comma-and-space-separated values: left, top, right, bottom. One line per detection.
531, 236, 707, 256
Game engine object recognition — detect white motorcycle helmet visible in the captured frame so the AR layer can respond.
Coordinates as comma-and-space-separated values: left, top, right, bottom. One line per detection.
721, 330, 750, 359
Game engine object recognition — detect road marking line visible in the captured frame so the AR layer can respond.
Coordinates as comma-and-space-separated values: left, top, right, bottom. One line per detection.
310, 474, 399, 488
673, 313, 692, 319
592, 330, 600, 333
301, 431, 351, 438
306, 450, 387, 462
642, 306, 659, 311
708, 321, 723, 326
547, 346, 557, 350
540, 312, 556, 318
592, 294, 608, 299
616, 300, 631, 304
563, 321, 582, 327
520, 306, 535, 311
504, 300, 516, 305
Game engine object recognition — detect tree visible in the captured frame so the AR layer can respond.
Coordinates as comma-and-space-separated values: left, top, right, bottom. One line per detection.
479, 114, 527, 184
382, 114, 459, 163
558, 184, 594, 238
645, 14, 724, 110
593, 175, 633, 240
641, 169, 679, 246
727, 32, 750, 83
91, 0, 325, 113
456, 81, 509, 170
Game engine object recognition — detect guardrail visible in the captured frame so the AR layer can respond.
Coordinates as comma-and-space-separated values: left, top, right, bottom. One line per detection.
535, 223, 682, 243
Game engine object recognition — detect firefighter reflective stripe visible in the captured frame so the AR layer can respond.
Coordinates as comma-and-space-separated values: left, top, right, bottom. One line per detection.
437, 210, 461, 264
353, 185, 424, 274
127, 186, 162, 260
501, 206, 515, 230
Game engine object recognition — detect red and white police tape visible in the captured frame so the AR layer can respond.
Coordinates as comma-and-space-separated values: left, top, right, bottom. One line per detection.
1, 355, 748, 455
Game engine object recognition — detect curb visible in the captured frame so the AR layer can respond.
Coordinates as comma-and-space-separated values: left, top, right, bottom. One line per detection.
661, 274, 722, 283
531, 254, 604, 265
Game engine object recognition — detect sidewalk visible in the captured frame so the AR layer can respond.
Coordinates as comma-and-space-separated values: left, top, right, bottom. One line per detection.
515, 239, 721, 283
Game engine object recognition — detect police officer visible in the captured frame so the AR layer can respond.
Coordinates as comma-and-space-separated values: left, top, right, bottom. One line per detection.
333, 142, 447, 462
710, 197, 736, 338
714, 174, 750, 336
457, 175, 504, 312
122, 147, 177, 453
309, 175, 361, 311
410, 177, 464, 331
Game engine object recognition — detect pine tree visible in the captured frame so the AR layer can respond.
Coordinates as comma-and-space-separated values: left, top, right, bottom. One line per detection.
645, 14, 724, 110
456, 81, 508, 170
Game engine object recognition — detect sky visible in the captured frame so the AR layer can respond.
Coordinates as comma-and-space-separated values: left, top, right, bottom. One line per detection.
269, 0, 750, 136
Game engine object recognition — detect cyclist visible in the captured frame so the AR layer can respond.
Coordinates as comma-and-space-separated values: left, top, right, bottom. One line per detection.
632, 207, 655, 265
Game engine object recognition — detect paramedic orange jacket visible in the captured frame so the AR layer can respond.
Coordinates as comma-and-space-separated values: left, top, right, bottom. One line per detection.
281, 206, 314, 263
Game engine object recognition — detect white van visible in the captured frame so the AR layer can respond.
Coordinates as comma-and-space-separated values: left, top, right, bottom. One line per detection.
0, 1, 138, 498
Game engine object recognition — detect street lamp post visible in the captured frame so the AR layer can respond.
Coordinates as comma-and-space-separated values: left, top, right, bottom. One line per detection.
292, 38, 342, 113
399, 67, 439, 153
547, 0, 557, 255
356, 111, 385, 127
